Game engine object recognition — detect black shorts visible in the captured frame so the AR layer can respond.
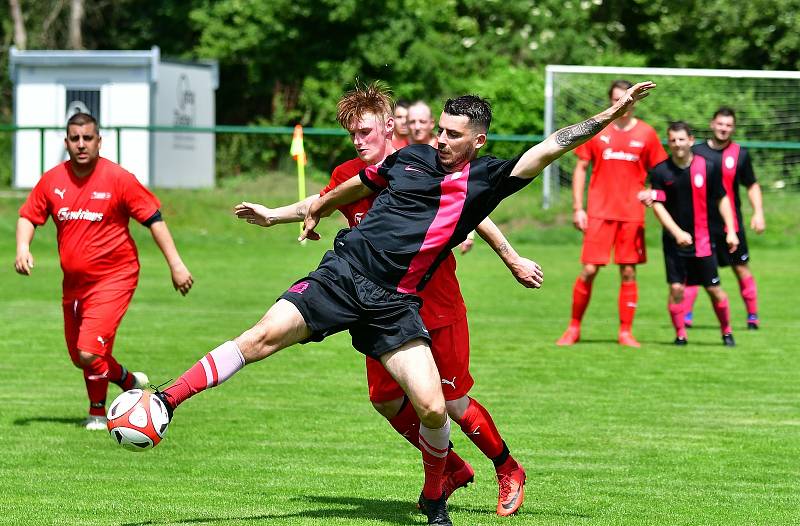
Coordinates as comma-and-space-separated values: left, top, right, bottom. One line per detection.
712, 231, 750, 267
278, 251, 430, 360
663, 239, 721, 287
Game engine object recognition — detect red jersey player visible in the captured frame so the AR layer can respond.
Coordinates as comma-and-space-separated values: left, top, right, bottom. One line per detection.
557, 79, 667, 348
15, 112, 193, 430
234, 82, 541, 516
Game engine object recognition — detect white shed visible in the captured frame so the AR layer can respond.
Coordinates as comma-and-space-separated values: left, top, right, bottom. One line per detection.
9, 46, 218, 188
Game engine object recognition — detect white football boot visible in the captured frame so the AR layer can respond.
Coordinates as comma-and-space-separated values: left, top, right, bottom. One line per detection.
132, 371, 150, 389
82, 415, 108, 431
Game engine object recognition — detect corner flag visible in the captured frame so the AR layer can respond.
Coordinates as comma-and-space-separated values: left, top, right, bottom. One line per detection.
290, 124, 307, 165
290, 124, 307, 242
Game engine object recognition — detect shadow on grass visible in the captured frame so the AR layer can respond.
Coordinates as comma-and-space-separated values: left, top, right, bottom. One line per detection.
120, 494, 593, 525
13, 416, 84, 426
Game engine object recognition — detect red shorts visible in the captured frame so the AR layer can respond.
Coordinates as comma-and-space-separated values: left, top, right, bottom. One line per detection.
62, 288, 135, 364
581, 218, 646, 265
366, 316, 474, 403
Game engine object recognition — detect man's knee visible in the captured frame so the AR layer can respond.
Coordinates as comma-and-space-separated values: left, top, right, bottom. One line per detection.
620, 264, 637, 282
372, 397, 404, 419
669, 283, 685, 303
76, 350, 100, 369
580, 264, 599, 282
236, 300, 310, 363
445, 396, 470, 422
415, 397, 447, 428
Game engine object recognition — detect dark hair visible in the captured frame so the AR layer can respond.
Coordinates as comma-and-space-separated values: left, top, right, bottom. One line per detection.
667, 121, 693, 136
608, 79, 633, 99
395, 98, 410, 110
713, 106, 736, 121
443, 95, 492, 133
336, 80, 393, 129
66, 112, 99, 133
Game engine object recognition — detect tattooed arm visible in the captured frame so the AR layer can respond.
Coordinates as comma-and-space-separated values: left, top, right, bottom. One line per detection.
510, 81, 656, 179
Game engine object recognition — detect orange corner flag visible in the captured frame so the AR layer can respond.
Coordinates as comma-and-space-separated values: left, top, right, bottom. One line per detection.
290, 124, 307, 165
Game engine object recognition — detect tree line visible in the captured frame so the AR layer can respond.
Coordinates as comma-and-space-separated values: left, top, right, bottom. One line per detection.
2, 0, 798, 175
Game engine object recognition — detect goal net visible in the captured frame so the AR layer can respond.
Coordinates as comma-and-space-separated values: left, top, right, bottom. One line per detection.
542, 65, 800, 208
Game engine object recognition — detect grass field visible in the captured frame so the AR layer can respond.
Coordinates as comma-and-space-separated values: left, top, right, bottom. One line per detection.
1, 175, 799, 526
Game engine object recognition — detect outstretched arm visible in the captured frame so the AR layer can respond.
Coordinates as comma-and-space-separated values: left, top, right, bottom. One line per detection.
301, 175, 374, 241
234, 195, 321, 227
149, 221, 194, 295
510, 81, 656, 180
475, 217, 543, 289
15, 217, 36, 275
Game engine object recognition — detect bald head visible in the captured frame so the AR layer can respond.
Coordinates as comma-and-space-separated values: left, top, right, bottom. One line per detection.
407, 101, 435, 145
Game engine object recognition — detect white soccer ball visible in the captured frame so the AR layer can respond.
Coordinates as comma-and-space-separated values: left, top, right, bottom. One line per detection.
107, 389, 169, 452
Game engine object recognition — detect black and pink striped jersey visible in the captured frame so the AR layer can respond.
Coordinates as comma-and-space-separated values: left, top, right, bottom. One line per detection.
693, 142, 757, 234
650, 154, 726, 257
333, 144, 529, 294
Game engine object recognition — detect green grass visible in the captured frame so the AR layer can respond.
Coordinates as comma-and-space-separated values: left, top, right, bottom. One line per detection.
1, 175, 799, 525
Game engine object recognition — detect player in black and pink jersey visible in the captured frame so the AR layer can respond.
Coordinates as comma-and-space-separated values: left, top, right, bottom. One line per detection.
682, 107, 764, 330
234, 82, 538, 517
153, 81, 656, 526
648, 122, 739, 346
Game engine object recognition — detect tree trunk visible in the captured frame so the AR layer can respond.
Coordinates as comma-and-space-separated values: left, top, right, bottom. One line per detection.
9, 0, 27, 50
69, 0, 84, 49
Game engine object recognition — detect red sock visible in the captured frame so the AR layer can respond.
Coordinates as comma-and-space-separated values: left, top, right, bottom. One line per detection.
682, 285, 700, 315
668, 303, 686, 338
163, 341, 245, 409
456, 397, 504, 460
388, 397, 420, 448
712, 298, 732, 334
570, 278, 593, 327
739, 275, 758, 316
83, 357, 110, 416
618, 281, 638, 333
105, 355, 136, 391
419, 418, 450, 499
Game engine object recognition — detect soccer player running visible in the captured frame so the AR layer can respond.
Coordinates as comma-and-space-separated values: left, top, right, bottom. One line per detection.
648, 122, 739, 346
153, 81, 655, 526
235, 82, 539, 517
557, 80, 667, 348
681, 107, 764, 330
15, 112, 193, 430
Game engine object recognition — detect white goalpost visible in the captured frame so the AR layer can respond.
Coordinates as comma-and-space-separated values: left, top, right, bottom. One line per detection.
542, 65, 800, 209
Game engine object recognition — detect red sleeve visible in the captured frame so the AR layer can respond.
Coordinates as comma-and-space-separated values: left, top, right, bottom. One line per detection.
19, 179, 50, 226
320, 165, 348, 196
574, 139, 594, 161
119, 171, 160, 223
643, 129, 668, 170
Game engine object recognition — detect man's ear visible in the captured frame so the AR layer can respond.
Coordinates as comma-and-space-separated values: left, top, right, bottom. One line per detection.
385, 116, 395, 138
474, 133, 487, 151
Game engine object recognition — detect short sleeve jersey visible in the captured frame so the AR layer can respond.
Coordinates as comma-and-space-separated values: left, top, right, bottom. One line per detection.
335, 144, 530, 294
693, 141, 756, 234
575, 119, 667, 223
650, 154, 725, 257
19, 157, 160, 293
322, 155, 466, 329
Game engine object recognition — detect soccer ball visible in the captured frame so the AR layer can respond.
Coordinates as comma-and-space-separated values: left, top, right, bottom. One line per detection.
107, 389, 169, 452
